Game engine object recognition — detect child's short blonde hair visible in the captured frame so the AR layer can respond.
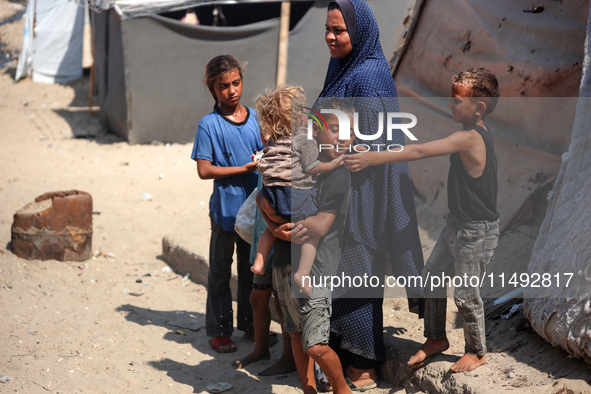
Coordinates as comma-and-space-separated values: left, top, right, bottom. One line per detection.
452, 68, 500, 115
256, 85, 306, 140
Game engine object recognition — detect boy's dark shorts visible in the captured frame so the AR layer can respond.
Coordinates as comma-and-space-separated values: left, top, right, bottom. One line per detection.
252, 270, 273, 291
261, 185, 318, 222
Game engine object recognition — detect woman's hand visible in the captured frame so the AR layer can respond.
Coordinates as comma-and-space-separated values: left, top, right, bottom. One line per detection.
290, 224, 309, 245
344, 152, 374, 172
270, 222, 302, 243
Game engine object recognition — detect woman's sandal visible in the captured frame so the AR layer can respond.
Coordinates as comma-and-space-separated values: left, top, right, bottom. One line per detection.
210, 336, 237, 353
345, 376, 378, 392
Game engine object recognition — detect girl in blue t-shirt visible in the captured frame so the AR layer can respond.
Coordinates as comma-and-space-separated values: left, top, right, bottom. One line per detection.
191, 54, 263, 353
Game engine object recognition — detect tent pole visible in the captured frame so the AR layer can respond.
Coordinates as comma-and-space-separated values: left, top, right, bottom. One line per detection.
276, 1, 290, 87
32, 0, 36, 39
88, 23, 96, 114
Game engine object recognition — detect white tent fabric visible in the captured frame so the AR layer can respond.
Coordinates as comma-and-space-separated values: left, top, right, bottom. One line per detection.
523, 4, 591, 364
14, 0, 34, 81
15, 0, 85, 84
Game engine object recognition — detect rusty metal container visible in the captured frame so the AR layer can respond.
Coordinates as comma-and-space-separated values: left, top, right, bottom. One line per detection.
11, 190, 93, 261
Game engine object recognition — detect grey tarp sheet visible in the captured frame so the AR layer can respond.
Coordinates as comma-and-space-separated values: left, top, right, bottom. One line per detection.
95, 9, 127, 138
111, 0, 285, 19
95, 11, 280, 143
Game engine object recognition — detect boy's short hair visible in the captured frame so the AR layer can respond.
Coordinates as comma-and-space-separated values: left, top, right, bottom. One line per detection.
452, 68, 500, 116
256, 85, 306, 140
317, 97, 355, 116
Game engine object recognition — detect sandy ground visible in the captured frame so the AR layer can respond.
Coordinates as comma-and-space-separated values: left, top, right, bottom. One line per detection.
1, 2, 590, 393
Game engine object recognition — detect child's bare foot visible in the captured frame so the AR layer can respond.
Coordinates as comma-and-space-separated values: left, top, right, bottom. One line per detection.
450, 353, 486, 373
293, 271, 312, 296
251, 259, 265, 275
231, 348, 271, 369
407, 338, 450, 368
258, 355, 297, 376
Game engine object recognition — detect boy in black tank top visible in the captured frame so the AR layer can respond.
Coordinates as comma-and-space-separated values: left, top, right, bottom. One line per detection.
344, 68, 500, 373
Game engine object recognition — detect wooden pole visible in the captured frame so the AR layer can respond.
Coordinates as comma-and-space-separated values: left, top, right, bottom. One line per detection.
276, 1, 290, 87
32, 0, 36, 39
88, 23, 96, 114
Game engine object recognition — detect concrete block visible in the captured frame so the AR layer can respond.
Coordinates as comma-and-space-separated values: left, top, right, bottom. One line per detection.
11, 190, 92, 261
161, 235, 280, 322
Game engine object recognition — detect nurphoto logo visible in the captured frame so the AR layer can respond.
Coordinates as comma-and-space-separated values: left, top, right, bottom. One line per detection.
303, 107, 418, 152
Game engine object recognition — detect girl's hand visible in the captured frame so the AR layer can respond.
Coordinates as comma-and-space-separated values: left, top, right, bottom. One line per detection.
344, 152, 373, 172
244, 159, 260, 172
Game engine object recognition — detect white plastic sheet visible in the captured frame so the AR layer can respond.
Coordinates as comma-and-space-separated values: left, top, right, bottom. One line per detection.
15, 0, 85, 84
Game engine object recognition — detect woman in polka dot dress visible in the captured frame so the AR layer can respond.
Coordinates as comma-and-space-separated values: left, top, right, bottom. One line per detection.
317, 0, 425, 388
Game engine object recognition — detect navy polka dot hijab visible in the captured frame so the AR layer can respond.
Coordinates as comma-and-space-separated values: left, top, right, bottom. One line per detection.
319, 0, 397, 100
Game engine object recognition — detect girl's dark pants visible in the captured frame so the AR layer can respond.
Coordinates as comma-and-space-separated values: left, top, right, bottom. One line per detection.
206, 218, 254, 337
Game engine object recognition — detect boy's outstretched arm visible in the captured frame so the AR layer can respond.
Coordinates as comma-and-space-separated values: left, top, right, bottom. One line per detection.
344, 130, 480, 172
307, 156, 344, 175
